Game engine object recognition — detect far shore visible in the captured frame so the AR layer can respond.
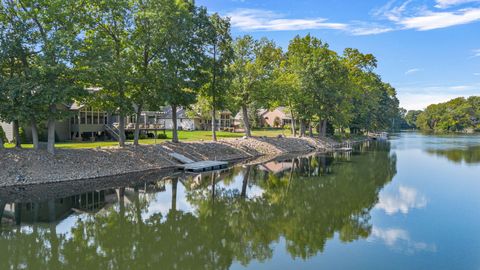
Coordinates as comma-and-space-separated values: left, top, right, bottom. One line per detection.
0, 136, 368, 187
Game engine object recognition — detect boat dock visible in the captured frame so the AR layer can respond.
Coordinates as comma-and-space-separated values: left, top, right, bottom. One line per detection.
169, 153, 229, 172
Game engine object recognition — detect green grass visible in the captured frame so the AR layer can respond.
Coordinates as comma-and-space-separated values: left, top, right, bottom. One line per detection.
4, 129, 290, 149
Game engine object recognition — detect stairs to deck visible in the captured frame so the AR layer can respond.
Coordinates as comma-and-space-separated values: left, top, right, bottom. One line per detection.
104, 124, 120, 141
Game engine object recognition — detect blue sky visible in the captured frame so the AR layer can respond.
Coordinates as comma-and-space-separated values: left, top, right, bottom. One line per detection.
197, 0, 480, 110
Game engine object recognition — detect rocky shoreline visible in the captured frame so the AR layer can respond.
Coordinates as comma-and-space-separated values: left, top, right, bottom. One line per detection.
0, 136, 367, 187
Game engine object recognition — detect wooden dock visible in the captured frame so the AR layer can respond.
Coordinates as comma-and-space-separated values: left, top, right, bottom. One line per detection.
180, 161, 229, 172
169, 152, 229, 172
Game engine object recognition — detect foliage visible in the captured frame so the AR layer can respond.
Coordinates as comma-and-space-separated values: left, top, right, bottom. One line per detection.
404, 110, 423, 129
416, 97, 480, 132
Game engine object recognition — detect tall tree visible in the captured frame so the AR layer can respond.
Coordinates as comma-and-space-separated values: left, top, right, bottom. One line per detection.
2, 0, 85, 154
230, 35, 282, 137
200, 13, 233, 141
286, 35, 350, 138
154, 0, 209, 143
80, 0, 135, 147
129, 0, 170, 146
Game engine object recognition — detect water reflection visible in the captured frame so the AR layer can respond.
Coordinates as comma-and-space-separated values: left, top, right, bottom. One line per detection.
0, 141, 397, 269
426, 146, 480, 164
370, 227, 436, 254
376, 186, 427, 215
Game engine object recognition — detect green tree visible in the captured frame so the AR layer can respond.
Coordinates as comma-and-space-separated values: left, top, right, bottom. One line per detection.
1, 0, 79, 151
200, 13, 233, 141
79, 0, 136, 147
151, 0, 209, 143
404, 110, 423, 129
230, 35, 282, 137
286, 35, 351, 138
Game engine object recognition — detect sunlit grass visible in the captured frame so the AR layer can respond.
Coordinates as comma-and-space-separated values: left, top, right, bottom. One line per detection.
3, 129, 291, 149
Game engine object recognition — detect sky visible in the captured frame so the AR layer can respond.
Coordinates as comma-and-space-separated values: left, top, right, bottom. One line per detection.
196, 0, 480, 110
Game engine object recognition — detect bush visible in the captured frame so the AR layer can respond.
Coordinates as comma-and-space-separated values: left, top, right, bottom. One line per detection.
139, 134, 148, 140
157, 133, 168, 139
126, 133, 134, 140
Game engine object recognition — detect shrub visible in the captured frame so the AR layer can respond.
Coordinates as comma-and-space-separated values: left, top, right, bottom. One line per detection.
157, 133, 168, 139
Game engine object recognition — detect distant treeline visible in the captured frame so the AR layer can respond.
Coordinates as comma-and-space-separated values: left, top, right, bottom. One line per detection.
403, 97, 480, 132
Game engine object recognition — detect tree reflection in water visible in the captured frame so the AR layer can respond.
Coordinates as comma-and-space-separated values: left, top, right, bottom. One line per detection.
426, 145, 480, 164
0, 141, 396, 269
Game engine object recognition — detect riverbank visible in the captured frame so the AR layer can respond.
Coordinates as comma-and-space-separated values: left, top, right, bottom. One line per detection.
0, 136, 367, 187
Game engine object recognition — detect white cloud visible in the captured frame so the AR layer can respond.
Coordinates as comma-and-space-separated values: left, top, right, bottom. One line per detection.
435, 0, 480, 9
349, 26, 394, 36
399, 8, 480, 30
374, 1, 480, 31
370, 227, 437, 254
226, 9, 393, 36
376, 186, 427, 215
227, 9, 348, 31
405, 68, 421, 75
473, 49, 480, 57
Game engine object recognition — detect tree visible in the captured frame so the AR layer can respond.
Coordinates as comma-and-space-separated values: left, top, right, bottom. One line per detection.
230, 35, 282, 137
129, 0, 171, 146
80, 0, 136, 147
286, 35, 350, 138
200, 13, 233, 141
151, 0, 209, 143
404, 110, 422, 129
4, 0, 86, 154
416, 96, 480, 132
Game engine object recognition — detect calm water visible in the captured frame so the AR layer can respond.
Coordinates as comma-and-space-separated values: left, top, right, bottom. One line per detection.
1, 132, 480, 269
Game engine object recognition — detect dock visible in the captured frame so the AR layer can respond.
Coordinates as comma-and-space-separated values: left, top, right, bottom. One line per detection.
180, 161, 229, 172
169, 153, 229, 172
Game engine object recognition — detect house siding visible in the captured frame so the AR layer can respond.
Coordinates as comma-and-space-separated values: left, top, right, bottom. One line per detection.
0, 121, 14, 142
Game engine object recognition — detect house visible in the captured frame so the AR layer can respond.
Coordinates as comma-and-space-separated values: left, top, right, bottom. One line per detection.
158, 106, 201, 131
233, 107, 294, 129
259, 107, 293, 128
200, 110, 234, 131
0, 104, 235, 144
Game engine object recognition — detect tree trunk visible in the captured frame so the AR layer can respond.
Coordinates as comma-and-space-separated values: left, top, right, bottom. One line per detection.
172, 104, 179, 143
118, 114, 126, 147
133, 104, 143, 146
12, 120, 21, 148
0, 200, 5, 222
31, 118, 39, 150
171, 178, 178, 212
212, 104, 217, 141
320, 120, 327, 138
15, 203, 22, 226
291, 115, 297, 137
309, 121, 313, 137
241, 104, 251, 137
212, 44, 218, 142
47, 105, 56, 154
0, 137, 3, 149
299, 119, 306, 137
241, 166, 251, 198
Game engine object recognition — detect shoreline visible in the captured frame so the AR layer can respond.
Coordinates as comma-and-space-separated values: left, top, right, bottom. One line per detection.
0, 136, 368, 188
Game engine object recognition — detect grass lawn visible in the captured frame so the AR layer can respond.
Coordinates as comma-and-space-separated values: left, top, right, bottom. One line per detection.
4, 129, 290, 149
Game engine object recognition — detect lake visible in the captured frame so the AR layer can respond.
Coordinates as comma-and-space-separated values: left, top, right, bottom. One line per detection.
1, 132, 480, 269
